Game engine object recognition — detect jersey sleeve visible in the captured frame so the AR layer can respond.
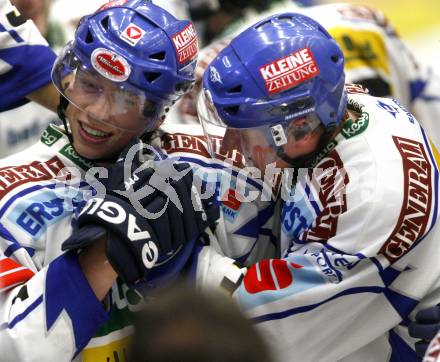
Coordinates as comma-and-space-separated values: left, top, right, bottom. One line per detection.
0, 0, 57, 111
0, 246, 109, 360
0, 135, 110, 360
197, 201, 440, 361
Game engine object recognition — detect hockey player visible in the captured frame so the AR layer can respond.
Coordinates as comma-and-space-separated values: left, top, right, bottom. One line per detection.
0, 0, 58, 111
194, 12, 440, 361
178, 1, 440, 147
0, 1, 218, 360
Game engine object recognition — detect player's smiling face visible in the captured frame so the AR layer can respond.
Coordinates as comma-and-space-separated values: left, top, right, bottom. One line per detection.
64, 70, 152, 161
66, 103, 138, 161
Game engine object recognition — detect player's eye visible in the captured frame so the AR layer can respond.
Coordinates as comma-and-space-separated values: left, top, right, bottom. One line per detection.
80, 79, 101, 93
123, 96, 137, 108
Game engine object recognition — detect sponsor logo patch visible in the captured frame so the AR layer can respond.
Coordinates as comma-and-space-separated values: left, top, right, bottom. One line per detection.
302, 151, 349, 241
222, 188, 241, 211
11, 189, 88, 239
342, 97, 369, 139
244, 259, 303, 294
380, 136, 432, 263
163, 133, 210, 158
209, 66, 222, 84
238, 255, 326, 310
342, 113, 369, 139
162, 133, 244, 168
172, 23, 198, 64
60, 144, 94, 171
40, 125, 64, 147
91, 48, 131, 82
377, 100, 399, 118
259, 47, 319, 95
120, 23, 145, 46
0, 157, 67, 198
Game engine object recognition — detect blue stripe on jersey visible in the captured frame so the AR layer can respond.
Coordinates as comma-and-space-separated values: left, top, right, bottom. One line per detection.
8, 295, 43, 329
0, 22, 24, 43
388, 329, 418, 362
376, 264, 400, 287
420, 126, 439, 229
316, 241, 368, 260
252, 286, 384, 323
0, 222, 35, 258
383, 288, 419, 320
409, 79, 427, 102
0, 180, 90, 219
45, 252, 109, 353
0, 44, 56, 111
234, 216, 260, 238
3, 243, 21, 257
0, 221, 20, 248
305, 183, 321, 215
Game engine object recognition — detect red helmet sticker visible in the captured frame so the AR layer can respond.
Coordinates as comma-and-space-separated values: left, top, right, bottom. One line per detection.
259, 47, 320, 95
91, 48, 131, 82
97, 0, 128, 12
120, 23, 145, 46
172, 23, 198, 64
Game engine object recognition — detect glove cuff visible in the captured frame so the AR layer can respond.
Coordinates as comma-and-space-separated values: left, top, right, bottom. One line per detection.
62, 224, 107, 251
76, 194, 159, 284
195, 246, 246, 295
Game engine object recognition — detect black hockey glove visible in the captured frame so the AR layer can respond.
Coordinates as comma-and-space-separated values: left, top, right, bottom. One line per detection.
62, 140, 219, 285
409, 303, 440, 358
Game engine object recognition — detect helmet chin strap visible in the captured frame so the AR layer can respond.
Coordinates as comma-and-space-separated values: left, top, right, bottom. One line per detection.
57, 94, 72, 144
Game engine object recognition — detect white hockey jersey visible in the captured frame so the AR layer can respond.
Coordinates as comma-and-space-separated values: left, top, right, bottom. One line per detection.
194, 91, 440, 362
0, 123, 275, 361
0, 0, 56, 111
164, 89, 440, 361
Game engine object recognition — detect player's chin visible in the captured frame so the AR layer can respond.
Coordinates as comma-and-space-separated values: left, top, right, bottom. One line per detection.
73, 140, 111, 160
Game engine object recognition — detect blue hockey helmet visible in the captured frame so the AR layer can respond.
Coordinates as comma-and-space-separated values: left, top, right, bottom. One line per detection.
52, 0, 198, 133
198, 12, 346, 169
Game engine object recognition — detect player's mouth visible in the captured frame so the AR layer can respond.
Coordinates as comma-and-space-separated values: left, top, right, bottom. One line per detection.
78, 121, 113, 143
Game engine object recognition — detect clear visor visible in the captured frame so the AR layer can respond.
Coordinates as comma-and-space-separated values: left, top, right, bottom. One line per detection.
52, 42, 165, 133
197, 89, 322, 172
